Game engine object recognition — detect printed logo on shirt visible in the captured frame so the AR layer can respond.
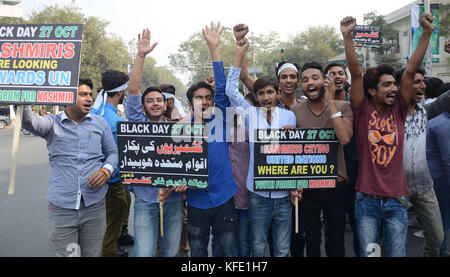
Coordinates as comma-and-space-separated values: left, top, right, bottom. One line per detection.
368, 110, 398, 167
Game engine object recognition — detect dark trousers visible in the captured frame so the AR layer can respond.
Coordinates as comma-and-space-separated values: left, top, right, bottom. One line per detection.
187, 198, 238, 257
345, 181, 359, 256
102, 183, 130, 257
301, 181, 347, 257
291, 201, 306, 257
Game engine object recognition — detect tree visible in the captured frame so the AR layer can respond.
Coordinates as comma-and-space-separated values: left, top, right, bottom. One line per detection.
169, 29, 284, 85
27, 4, 130, 92
1, 3, 185, 97
363, 11, 402, 69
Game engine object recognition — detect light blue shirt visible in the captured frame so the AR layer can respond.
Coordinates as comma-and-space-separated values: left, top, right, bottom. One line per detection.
226, 66, 297, 198
22, 106, 118, 210
124, 94, 183, 204
91, 102, 124, 183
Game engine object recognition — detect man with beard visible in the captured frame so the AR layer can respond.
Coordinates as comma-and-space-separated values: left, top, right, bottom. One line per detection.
324, 62, 359, 256
91, 70, 130, 257
341, 12, 434, 256
22, 79, 118, 257
290, 62, 353, 257
125, 29, 186, 257
394, 67, 444, 257
235, 24, 302, 110
324, 63, 350, 101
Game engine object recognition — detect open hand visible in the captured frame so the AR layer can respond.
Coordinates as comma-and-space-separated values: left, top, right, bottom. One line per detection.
138, 28, 158, 57
202, 22, 224, 48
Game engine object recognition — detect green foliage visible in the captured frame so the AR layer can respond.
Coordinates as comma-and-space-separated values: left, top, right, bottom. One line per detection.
169, 25, 343, 83
1, 3, 184, 97
283, 25, 343, 66
363, 11, 402, 69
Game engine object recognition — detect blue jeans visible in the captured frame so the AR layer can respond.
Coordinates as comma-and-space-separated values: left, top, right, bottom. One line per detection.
133, 196, 183, 257
355, 192, 408, 257
248, 191, 292, 257
187, 198, 238, 257
433, 175, 450, 257
236, 209, 252, 257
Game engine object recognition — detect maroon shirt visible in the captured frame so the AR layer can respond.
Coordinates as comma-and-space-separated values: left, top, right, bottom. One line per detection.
352, 93, 410, 197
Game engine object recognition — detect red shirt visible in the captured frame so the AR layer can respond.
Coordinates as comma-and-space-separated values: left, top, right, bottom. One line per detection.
352, 93, 410, 197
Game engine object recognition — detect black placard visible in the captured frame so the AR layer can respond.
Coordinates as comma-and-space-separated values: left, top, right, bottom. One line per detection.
352, 25, 382, 48
253, 128, 339, 191
117, 121, 208, 189
0, 24, 83, 105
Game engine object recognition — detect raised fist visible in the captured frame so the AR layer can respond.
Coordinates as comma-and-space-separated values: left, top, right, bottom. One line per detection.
233, 24, 249, 40
340, 16, 356, 35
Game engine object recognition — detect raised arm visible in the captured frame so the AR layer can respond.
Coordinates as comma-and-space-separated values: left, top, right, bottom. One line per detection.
128, 28, 158, 96
233, 24, 255, 93
225, 37, 251, 109
202, 22, 230, 111
400, 12, 434, 103
340, 17, 363, 109
202, 22, 223, 63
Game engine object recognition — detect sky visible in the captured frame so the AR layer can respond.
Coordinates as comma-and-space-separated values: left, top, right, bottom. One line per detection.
21, 0, 416, 84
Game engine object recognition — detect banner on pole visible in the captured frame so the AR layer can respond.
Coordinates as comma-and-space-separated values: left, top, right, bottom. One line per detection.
410, 4, 440, 63
0, 24, 83, 105
352, 25, 382, 48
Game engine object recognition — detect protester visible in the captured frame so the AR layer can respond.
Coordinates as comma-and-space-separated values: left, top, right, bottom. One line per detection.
237, 26, 303, 110
22, 78, 118, 257
184, 22, 238, 257
393, 67, 444, 257
424, 77, 444, 104
125, 29, 186, 257
159, 84, 188, 121
91, 70, 130, 257
323, 62, 359, 256
226, 32, 296, 257
425, 83, 450, 120
426, 91, 450, 257
289, 62, 353, 257
341, 12, 434, 257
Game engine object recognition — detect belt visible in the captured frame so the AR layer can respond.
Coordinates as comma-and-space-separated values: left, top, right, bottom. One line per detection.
360, 192, 409, 208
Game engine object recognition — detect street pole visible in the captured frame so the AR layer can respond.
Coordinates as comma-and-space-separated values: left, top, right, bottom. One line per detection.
424, 0, 432, 76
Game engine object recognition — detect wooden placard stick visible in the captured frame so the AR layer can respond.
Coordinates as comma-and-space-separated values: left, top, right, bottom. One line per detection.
160, 202, 164, 237
8, 105, 24, 195
158, 188, 165, 237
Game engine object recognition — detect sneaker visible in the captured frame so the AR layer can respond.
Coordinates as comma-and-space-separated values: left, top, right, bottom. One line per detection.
118, 232, 134, 246
413, 230, 424, 238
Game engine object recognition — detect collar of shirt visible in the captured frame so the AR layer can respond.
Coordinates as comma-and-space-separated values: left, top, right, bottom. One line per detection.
61, 110, 92, 123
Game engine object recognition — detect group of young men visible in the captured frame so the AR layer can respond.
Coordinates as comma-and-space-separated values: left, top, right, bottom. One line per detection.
21, 12, 449, 257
